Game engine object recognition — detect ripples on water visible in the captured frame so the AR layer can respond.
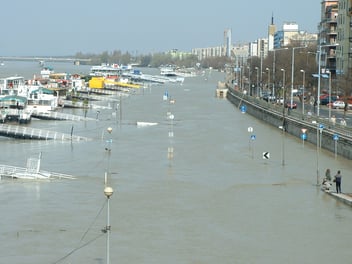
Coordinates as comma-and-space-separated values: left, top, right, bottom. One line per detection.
0, 63, 352, 264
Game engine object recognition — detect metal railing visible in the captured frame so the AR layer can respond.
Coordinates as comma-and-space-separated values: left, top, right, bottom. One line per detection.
0, 124, 90, 141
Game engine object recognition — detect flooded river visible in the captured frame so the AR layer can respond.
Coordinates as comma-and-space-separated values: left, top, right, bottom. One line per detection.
0, 62, 351, 264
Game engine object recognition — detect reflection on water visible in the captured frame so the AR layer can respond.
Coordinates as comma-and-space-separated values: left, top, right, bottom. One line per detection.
0, 64, 352, 264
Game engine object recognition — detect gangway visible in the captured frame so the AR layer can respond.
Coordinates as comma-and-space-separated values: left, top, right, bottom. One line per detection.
0, 124, 90, 141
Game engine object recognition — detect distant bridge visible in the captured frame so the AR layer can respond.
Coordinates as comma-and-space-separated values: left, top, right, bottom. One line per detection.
0, 56, 91, 63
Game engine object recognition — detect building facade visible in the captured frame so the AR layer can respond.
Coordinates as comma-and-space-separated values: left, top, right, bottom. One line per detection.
336, 0, 352, 76
319, 0, 339, 77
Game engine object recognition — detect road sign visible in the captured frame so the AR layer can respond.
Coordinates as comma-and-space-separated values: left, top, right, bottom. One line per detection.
248, 126, 253, 133
301, 128, 307, 134
250, 134, 256, 140
333, 134, 339, 141
301, 133, 307, 140
262, 152, 270, 159
240, 105, 247, 113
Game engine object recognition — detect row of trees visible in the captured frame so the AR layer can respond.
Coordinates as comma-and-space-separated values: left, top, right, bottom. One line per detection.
240, 43, 350, 100
243, 44, 319, 95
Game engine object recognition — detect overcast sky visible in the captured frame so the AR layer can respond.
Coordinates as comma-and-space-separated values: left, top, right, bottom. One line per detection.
1, 0, 320, 56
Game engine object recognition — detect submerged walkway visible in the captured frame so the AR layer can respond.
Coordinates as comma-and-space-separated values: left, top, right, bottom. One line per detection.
31, 111, 96, 121
322, 190, 352, 206
0, 124, 90, 141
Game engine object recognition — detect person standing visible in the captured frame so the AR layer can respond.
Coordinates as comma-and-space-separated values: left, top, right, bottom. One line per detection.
325, 168, 331, 181
334, 170, 342, 193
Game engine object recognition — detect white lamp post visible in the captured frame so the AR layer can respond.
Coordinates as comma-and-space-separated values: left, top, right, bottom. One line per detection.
300, 69, 305, 118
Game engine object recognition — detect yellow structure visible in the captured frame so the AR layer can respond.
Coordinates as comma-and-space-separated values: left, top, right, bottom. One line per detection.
88, 77, 105, 89
104, 79, 141, 89
88, 77, 141, 89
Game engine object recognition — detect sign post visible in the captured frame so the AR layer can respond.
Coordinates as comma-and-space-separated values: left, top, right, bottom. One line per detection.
333, 134, 339, 159
319, 124, 324, 148
240, 105, 247, 114
247, 126, 253, 153
301, 128, 307, 148
250, 134, 256, 159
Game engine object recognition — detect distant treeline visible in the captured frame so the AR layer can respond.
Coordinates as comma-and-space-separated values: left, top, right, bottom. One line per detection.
74, 50, 232, 70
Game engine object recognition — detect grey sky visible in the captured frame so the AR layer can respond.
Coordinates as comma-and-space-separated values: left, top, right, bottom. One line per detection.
2, 0, 320, 56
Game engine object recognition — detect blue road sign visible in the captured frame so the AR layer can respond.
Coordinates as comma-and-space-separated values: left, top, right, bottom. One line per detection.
301, 133, 307, 140
250, 134, 256, 140
333, 134, 339, 141
240, 105, 247, 113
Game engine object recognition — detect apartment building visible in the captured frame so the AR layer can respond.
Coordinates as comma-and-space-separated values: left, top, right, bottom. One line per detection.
336, 0, 352, 76
318, 0, 339, 78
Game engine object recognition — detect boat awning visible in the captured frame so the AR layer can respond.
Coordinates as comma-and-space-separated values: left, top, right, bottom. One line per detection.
0, 95, 27, 103
30, 87, 54, 95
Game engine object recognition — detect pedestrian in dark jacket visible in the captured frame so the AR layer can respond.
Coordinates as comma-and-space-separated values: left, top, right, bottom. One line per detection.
334, 170, 342, 193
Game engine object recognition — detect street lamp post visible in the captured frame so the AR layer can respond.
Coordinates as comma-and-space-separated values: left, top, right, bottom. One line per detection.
266, 67, 270, 100
281, 68, 286, 166
300, 69, 305, 118
272, 48, 288, 100
290, 46, 307, 108
247, 66, 251, 95
255, 67, 259, 97
328, 70, 332, 122
104, 186, 114, 264
317, 43, 339, 117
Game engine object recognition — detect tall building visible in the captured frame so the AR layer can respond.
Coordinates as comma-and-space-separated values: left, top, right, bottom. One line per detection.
224, 29, 232, 57
274, 22, 299, 48
319, 0, 338, 77
268, 14, 276, 51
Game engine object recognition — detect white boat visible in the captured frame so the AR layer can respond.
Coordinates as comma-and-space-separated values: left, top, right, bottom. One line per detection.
160, 67, 177, 77
40, 66, 54, 79
0, 76, 26, 97
89, 64, 122, 77
0, 153, 76, 180
136, 121, 158, 127
26, 87, 58, 113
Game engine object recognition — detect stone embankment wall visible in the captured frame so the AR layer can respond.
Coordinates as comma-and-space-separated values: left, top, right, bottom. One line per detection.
226, 88, 352, 160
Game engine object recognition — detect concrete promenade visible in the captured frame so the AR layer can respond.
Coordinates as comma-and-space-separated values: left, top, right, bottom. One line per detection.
226, 87, 352, 160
